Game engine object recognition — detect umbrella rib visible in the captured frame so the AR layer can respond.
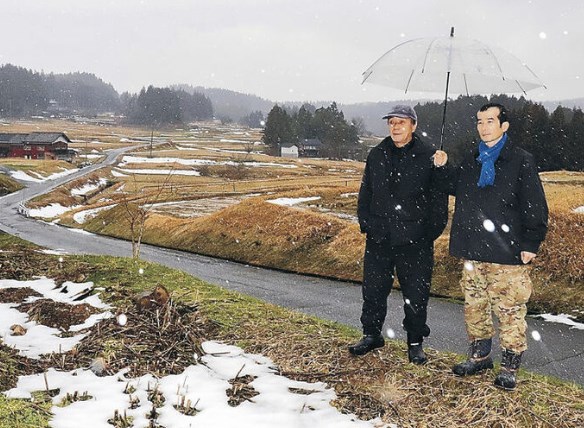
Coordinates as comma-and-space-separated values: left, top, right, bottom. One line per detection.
463, 74, 469, 96
524, 64, 547, 89
361, 70, 373, 84
405, 69, 415, 93
515, 80, 527, 95
483, 44, 506, 80
421, 38, 439, 73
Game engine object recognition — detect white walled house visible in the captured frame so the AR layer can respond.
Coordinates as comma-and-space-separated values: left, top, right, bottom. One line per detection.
280, 143, 299, 158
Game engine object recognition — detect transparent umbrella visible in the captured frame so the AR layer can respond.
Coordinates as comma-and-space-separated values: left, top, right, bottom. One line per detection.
362, 28, 546, 148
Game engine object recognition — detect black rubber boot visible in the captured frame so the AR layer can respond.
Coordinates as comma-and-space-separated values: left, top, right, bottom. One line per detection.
494, 349, 523, 390
452, 338, 494, 376
348, 335, 385, 356
407, 333, 427, 365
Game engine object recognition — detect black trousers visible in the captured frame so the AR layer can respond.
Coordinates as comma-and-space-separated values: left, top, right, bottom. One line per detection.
360, 237, 433, 341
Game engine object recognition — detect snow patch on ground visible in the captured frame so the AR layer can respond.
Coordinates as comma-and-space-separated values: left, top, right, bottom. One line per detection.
10, 168, 78, 182
535, 313, 584, 330
73, 205, 116, 224
36, 249, 69, 255
267, 196, 321, 206
0, 278, 112, 358
115, 168, 201, 176
4, 342, 389, 428
118, 155, 296, 169
71, 178, 108, 196
111, 169, 128, 177
28, 203, 80, 219
0, 277, 390, 428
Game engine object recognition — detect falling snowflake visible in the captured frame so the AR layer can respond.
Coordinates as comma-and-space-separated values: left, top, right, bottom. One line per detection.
483, 219, 495, 232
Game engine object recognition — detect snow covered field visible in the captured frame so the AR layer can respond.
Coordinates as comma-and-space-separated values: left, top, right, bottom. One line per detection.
0, 278, 390, 428
10, 168, 78, 183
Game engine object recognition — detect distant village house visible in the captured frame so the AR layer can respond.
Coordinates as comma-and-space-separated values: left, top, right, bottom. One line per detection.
0, 132, 74, 161
280, 142, 299, 158
280, 138, 322, 158
298, 138, 322, 158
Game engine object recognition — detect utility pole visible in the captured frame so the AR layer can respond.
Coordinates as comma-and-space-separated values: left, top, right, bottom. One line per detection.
149, 129, 153, 158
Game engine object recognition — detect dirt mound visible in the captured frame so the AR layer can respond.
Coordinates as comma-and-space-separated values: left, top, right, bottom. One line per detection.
49, 299, 216, 378
0, 287, 42, 303
17, 299, 100, 330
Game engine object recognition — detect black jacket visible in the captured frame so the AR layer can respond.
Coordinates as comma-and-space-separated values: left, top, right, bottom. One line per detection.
357, 134, 448, 246
438, 139, 548, 265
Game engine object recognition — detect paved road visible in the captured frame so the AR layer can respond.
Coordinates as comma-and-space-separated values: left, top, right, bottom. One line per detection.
0, 150, 582, 386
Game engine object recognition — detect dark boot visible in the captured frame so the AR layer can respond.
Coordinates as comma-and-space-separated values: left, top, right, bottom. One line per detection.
349, 335, 385, 356
407, 333, 427, 365
452, 338, 494, 376
494, 349, 523, 390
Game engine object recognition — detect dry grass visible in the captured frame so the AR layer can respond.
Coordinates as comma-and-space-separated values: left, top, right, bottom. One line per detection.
0, 158, 76, 176
0, 173, 24, 194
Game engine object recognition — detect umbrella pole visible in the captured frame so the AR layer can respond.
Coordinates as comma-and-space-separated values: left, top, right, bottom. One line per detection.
439, 71, 451, 150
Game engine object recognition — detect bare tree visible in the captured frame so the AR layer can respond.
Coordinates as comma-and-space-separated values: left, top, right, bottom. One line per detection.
118, 169, 175, 259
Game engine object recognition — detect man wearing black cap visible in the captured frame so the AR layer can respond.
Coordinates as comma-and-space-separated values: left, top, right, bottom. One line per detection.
349, 105, 448, 364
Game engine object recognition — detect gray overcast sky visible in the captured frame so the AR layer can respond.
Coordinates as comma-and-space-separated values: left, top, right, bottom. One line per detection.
2, 0, 583, 104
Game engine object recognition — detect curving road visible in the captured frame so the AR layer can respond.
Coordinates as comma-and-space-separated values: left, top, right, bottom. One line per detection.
0, 147, 582, 386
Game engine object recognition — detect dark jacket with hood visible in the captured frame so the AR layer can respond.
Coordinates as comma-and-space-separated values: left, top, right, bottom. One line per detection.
357, 134, 448, 246
439, 138, 548, 265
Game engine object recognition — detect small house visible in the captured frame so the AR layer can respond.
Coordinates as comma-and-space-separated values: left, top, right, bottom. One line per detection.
280, 143, 299, 158
298, 138, 322, 157
0, 132, 73, 161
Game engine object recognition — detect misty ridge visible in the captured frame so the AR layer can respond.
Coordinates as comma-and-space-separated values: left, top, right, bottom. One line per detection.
1, 63, 583, 172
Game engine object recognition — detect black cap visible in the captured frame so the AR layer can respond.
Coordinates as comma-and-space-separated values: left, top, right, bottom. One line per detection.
382, 104, 417, 123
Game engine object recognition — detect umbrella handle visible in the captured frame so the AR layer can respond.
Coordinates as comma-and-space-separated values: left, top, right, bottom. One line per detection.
439, 27, 455, 150
439, 71, 451, 150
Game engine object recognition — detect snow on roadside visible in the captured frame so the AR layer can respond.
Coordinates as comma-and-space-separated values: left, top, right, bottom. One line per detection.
10, 168, 78, 183
535, 313, 584, 330
28, 203, 80, 219
267, 196, 321, 206
36, 249, 69, 255
73, 205, 116, 224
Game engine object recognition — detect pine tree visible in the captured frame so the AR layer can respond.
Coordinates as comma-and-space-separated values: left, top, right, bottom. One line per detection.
262, 105, 294, 155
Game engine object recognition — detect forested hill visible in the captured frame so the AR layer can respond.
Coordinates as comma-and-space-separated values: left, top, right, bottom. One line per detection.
0, 64, 120, 116
173, 84, 274, 122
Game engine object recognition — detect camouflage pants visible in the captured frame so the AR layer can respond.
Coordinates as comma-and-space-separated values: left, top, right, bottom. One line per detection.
460, 261, 533, 353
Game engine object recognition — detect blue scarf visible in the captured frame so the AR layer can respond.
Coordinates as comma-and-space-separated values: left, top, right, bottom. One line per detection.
476, 133, 507, 188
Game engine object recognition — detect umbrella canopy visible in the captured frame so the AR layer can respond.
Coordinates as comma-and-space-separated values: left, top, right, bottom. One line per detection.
362, 28, 546, 148
362, 31, 545, 95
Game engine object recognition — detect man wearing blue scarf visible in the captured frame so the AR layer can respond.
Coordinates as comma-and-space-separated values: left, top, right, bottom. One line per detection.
433, 103, 548, 390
